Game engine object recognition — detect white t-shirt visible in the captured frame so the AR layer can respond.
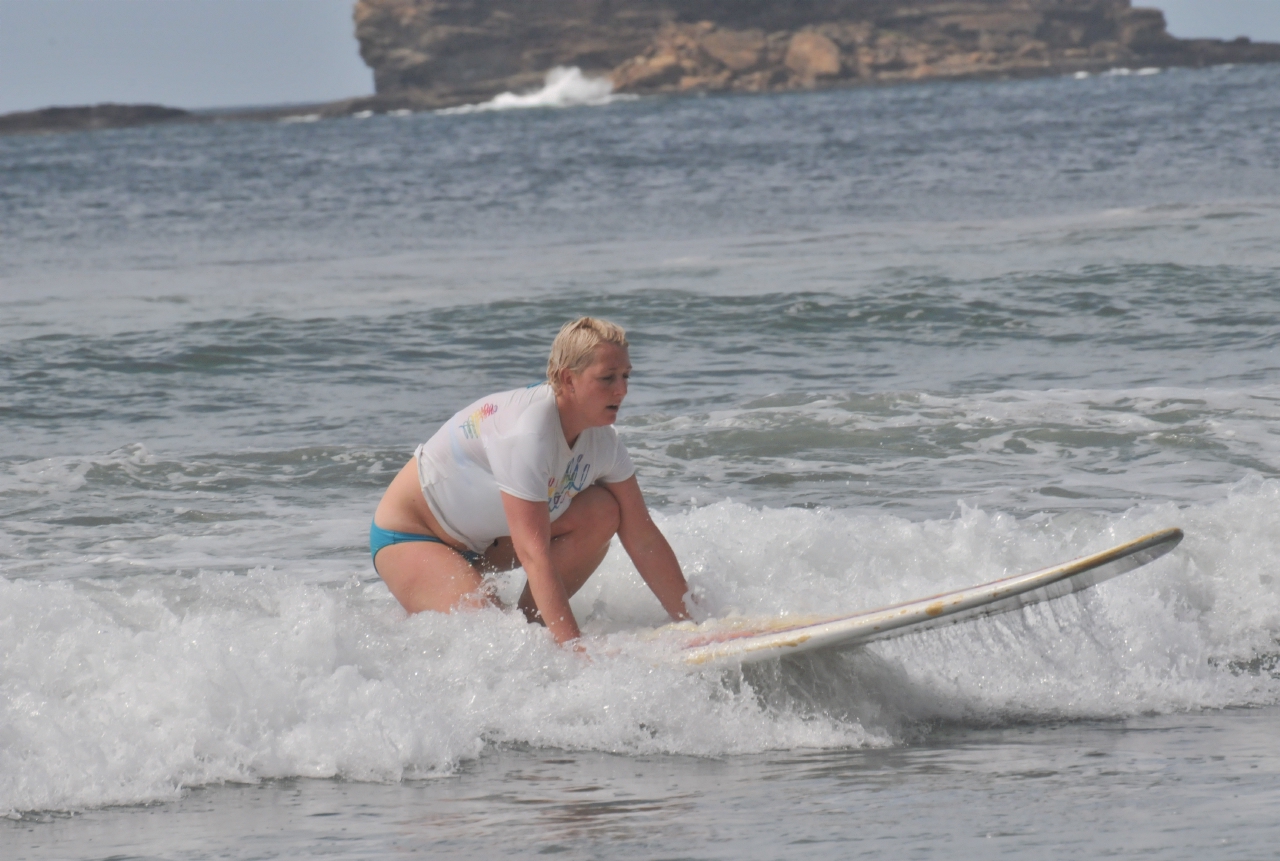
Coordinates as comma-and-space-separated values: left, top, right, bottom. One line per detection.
413, 383, 636, 552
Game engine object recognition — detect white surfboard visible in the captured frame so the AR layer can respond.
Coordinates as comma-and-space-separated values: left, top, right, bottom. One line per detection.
660, 527, 1183, 666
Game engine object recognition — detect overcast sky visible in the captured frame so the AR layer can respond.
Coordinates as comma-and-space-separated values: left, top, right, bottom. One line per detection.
1, 0, 1278, 114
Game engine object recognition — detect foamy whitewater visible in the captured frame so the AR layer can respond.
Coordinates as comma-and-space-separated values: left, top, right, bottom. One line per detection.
438, 66, 627, 114
4, 456, 1279, 813
3, 62, 1280, 857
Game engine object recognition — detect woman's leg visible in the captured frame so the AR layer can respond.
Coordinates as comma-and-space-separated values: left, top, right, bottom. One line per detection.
376, 540, 492, 614
377, 484, 619, 618
507, 484, 620, 623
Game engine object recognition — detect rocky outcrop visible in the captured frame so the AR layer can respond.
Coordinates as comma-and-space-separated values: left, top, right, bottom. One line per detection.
353, 0, 1280, 106
11, 1, 1278, 136
0, 104, 189, 136
0, 100, 392, 136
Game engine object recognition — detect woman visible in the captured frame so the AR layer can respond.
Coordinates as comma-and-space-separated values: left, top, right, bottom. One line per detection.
371, 317, 691, 644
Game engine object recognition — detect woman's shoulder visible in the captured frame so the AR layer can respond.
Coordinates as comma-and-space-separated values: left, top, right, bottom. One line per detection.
470, 382, 550, 415
487, 383, 557, 435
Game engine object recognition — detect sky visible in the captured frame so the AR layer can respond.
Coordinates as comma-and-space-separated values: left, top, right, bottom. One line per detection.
1, 0, 1279, 114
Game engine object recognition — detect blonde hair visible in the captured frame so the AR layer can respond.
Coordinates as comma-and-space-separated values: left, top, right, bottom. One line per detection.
547, 317, 629, 391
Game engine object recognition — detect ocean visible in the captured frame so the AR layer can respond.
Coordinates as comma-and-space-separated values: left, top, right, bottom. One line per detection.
3, 62, 1280, 858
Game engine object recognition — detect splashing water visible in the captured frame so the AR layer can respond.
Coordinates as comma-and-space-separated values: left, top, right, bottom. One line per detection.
3, 478, 1279, 813
439, 67, 627, 114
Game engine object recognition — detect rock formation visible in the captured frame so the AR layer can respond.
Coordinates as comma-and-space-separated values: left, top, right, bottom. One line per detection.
9, 1, 1278, 136
0, 104, 189, 136
352, 0, 1280, 108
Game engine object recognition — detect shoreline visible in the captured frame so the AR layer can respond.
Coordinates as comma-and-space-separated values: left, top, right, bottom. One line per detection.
2, 46, 1277, 137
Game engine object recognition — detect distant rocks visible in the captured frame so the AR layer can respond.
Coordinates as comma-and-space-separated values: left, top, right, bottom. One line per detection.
0, 100, 383, 137
610, 22, 856, 93
9, 1, 1280, 136
354, 0, 1280, 105
0, 103, 190, 136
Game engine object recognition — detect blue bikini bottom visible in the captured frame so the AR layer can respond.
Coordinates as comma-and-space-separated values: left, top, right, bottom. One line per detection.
369, 521, 483, 570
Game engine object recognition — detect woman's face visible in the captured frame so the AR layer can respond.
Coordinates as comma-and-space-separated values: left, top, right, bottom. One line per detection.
563, 343, 630, 427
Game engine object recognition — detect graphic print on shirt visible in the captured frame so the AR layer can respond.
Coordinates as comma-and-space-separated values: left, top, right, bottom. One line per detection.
458, 403, 498, 440
548, 453, 591, 512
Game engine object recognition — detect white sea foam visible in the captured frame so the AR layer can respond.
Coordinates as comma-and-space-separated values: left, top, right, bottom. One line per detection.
1101, 67, 1160, 77
438, 67, 630, 115
3, 485, 1278, 813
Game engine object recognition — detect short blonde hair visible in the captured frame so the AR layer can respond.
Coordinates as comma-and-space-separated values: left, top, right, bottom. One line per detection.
547, 317, 629, 391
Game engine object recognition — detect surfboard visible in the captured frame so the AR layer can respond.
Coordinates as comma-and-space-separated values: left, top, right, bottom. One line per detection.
660, 527, 1183, 666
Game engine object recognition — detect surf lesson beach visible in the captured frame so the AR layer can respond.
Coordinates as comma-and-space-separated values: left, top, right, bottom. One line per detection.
4, 1, 1280, 858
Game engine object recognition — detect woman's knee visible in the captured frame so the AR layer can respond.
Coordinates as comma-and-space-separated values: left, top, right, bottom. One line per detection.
560, 485, 620, 537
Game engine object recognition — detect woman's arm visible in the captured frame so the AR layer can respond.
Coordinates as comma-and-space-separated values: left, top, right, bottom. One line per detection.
501, 491, 582, 644
605, 476, 691, 621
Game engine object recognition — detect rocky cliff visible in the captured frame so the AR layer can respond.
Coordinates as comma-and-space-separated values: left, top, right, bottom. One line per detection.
352, 0, 1280, 108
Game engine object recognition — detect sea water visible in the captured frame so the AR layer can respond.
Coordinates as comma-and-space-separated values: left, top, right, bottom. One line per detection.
2, 63, 1280, 858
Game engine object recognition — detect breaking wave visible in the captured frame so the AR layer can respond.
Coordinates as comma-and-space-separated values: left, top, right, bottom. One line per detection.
439, 67, 630, 114
3, 480, 1279, 813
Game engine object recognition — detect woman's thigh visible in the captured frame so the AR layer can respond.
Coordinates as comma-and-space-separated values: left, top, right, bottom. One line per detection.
377, 540, 489, 614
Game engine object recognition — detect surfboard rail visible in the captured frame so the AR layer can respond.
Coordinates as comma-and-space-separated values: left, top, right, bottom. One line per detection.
675, 527, 1184, 666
